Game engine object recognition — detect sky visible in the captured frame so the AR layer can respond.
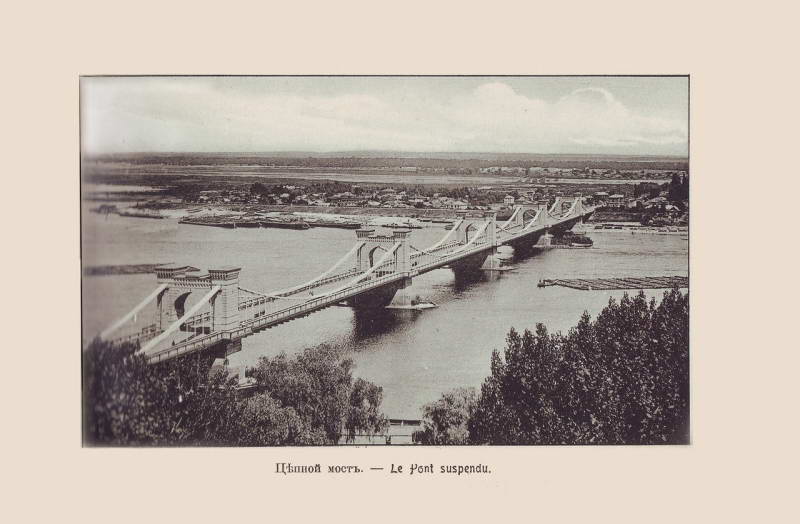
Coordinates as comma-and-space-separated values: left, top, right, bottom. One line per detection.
81, 76, 688, 156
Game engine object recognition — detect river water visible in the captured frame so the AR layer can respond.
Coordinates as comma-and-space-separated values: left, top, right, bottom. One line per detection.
82, 212, 688, 419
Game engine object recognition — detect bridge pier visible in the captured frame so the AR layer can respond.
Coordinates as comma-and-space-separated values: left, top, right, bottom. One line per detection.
549, 215, 582, 235
509, 230, 547, 258
345, 277, 409, 309
210, 338, 242, 360
451, 250, 490, 277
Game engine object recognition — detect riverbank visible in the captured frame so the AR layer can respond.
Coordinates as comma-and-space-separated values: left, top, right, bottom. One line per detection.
91, 203, 457, 228
587, 224, 688, 235
178, 203, 464, 219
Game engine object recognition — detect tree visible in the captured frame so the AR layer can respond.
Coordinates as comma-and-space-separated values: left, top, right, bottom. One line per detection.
250, 182, 269, 196
83, 339, 243, 445
248, 345, 388, 444
668, 173, 690, 202
82, 339, 175, 445
232, 394, 326, 446
84, 341, 389, 446
467, 289, 689, 445
345, 378, 388, 443
415, 387, 477, 445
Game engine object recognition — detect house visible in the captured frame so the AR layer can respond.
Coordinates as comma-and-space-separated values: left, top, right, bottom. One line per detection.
444, 200, 469, 210
607, 194, 626, 208
504, 195, 515, 206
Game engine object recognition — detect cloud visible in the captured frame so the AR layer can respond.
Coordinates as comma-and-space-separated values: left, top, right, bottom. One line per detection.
81, 79, 687, 155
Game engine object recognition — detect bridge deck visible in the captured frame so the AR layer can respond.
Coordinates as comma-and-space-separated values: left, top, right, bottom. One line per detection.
140, 206, 594, 363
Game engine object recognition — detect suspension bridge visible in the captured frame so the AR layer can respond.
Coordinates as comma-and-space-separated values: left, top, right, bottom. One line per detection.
96, 197, 595, 364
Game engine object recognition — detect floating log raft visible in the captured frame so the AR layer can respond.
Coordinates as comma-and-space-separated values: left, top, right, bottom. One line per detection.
538, 275, 688, 291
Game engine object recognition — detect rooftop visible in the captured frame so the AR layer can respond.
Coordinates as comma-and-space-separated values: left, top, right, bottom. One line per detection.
211, 265, 242, 272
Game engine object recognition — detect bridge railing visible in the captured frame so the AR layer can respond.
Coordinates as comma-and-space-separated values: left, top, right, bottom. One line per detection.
144, 206, 596, 363
147, 272, 405, 361
182, 311, 212, 327
146, 331, 230, 363
414, 236, 493, 271
108, 323, 160, 347
270, 267, 363, 298
238, 268, 364, 311
245, 272, 405, 330
410, 240, 461, 259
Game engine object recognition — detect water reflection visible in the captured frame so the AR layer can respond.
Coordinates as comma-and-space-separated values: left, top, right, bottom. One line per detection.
351, 307, 402, 341
451, 270, 488, 291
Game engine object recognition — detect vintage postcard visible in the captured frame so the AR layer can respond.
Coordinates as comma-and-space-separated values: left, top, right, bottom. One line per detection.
81, 75, 689, 447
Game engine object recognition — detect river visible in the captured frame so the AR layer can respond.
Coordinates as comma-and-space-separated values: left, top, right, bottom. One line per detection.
81, 211, 688, 419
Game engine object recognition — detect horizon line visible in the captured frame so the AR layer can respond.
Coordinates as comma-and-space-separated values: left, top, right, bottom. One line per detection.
84, 150, 689, 159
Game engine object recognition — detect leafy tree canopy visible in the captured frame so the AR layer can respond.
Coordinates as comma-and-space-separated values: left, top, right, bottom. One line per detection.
83, 341, 387, 446
420, 289, 689, 445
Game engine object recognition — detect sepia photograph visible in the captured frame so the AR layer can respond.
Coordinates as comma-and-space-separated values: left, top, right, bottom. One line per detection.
9, 1, 800, 521
80, 75, 689, 446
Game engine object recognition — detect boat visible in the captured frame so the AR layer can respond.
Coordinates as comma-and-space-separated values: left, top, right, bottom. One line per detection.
386, 301, 438, 310
118, 208, 165, 219
570, 242, 591, 248
180, 220, 234, 228
260, 220, 310, 230
307, 221, 361, 229
234, 220, 262, 228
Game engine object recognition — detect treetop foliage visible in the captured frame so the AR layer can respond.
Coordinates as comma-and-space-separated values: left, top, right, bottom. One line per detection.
419, 289, 689, 445
83, 342, 387, 446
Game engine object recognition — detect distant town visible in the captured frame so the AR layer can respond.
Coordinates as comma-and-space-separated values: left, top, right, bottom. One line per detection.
84, 156, 689, 230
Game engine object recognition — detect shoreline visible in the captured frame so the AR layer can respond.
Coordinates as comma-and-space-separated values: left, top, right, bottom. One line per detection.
586, 224, 688, 235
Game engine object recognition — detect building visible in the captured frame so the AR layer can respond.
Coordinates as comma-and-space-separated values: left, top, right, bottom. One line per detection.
607, 194, 626, 208
504, 195, 515, 206
443, 200, 469, 210
329, 196, 363, 207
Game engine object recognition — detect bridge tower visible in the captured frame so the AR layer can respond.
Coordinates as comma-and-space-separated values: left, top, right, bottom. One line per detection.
207, 266, 242, 332
515, 204, 543, 229
572, 193, 592, 221
155, 264, 204, 328
505, 202, 552, 256
349, 229, 412, 309
486, 210, 497, 247
355, 228, 412, 275
449, 211, 496, 276
453, 211, 496, 245
149, 264, 242, 355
